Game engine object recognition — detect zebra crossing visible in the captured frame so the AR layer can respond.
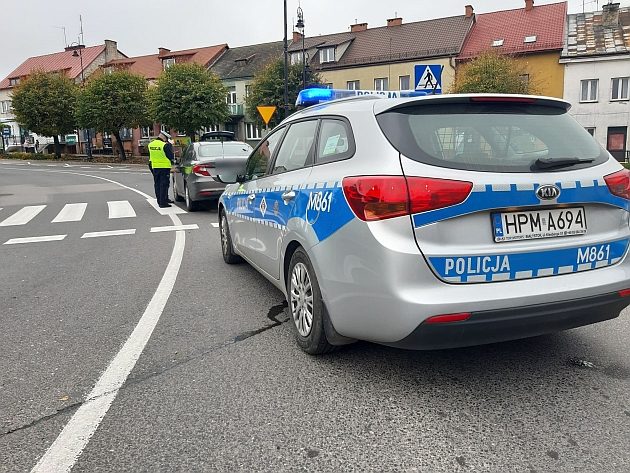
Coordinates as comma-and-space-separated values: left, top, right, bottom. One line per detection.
0, 199, 216, 245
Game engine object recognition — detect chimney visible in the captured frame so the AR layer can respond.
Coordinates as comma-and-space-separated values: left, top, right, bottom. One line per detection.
602, 3, 620, 28
158, 47, 171, 57
387, 17, 402, 27
292, 31, 303, 42
525, 0, 534, 11
465, 5, 474, 18
104, 39, 118, 62
351, 22, 368, 32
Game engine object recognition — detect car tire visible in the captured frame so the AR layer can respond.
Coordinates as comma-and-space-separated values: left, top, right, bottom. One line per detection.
173, 178, 184, 202
219, 210, 242, 264
184, 183, 199, 211
287, 248, 335, 355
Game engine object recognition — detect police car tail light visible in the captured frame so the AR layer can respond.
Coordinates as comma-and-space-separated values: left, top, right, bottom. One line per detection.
407, 177, 473, 214
424, 313, 472, 324
192, 164, 213, 177
343, 176, 409, 221
604, 169, 630, 200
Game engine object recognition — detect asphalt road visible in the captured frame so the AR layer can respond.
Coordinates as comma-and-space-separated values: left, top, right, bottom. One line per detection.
0, 159, 629, 472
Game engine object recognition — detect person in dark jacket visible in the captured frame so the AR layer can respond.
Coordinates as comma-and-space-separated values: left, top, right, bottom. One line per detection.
148, 131, 175, 208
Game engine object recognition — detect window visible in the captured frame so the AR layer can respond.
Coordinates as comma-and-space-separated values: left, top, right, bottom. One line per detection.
580, 79, 598, 102
226, 86, 237, 104
585, 127, 595, 136
141, 126, 152, 138
524, 35, 537, 43
347, 80, 360, 90
317, 119, 354, 164
245, 85, 252, 98
290, 52, 303, 65
492, 39, 504, 47
163, 58, 175, 70
272, 120, 318, 173
102, 131, 111, 139
244, 128, 284, 180
201, 125, 219, 133
245, 123, 262, 140
9, 78, 20, 86
374, 78, 389, 91
399, 75, 410, 90
519, 74, 530, 86
376, 103, 608, 173
611, 77, 629, 101
0, 100, 11, 114
319, 47, 335, 63
120, 128, 133, 140
160, 124, 169, 134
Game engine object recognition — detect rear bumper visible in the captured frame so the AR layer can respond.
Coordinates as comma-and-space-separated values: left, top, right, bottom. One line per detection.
189, 178, 225, 201
386, 291, 630, 350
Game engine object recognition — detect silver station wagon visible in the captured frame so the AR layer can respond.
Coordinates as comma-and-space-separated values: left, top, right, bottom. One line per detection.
216, 89, 630, 354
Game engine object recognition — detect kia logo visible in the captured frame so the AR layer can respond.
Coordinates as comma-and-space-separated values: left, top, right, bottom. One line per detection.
536, 185, 561, 200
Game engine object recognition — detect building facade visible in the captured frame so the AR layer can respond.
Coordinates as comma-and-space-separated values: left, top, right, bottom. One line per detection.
209, 41, 284, 146
290, 10, 475, 95
561, 3, 630, 161
0, 40, 123, 151
458, 0, 567, 98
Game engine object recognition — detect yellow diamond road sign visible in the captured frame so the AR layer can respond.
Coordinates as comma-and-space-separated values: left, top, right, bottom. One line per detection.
257, 106, 277, 126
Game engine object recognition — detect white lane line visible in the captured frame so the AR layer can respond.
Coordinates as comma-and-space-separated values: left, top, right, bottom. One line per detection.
31, 229, 185, 473
4, 234, 66, 245
146, 198, 187, 215
51, 203, 88, 223
0, 205, 46, 226
150, 224, 198, 233
81, 229, 136, 239
31, 169, 186, 473
211, 222, 219, 228
107, 200, 136, 219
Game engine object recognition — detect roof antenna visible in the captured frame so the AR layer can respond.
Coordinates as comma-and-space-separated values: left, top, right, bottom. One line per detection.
56, 26, 68, 48
80, 14, 85, 45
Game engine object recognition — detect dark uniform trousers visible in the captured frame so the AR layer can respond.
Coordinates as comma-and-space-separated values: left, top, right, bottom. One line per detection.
153, 168, 171, 206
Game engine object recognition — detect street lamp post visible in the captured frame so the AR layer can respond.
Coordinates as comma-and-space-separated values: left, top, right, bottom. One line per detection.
72, 46, 92, 159
296, 7, 306, 91
283, 0, 289, 119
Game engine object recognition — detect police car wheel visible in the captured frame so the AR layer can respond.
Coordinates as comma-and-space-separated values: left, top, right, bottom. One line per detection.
184, 184, 199, 211
220, 211, 241, 264
288, 248, 334, 355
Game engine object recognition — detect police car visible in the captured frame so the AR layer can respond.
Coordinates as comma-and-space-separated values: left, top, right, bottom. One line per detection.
216, 88, 630, 354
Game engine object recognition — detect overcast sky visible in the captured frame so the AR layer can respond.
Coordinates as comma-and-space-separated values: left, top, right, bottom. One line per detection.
3, 0, 629, 80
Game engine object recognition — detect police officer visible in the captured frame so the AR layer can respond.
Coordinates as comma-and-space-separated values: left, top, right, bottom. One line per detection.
148, 131, 175, 208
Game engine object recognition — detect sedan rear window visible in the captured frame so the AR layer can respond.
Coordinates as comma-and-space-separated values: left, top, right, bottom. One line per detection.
198, 143, 251, 158
376, 103, 608, 172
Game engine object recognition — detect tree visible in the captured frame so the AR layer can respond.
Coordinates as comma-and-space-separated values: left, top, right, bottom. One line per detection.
451, 52, 537, 95
76, 71, 150, 160
11, 71, 78, 159
153, 63, 229, 143
245, 58, 322, 128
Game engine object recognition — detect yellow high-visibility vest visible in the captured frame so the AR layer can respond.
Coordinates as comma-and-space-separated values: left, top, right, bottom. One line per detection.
148, 139, 172, 169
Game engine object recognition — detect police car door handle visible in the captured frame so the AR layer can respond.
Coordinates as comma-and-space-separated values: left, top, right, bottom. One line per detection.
281, 190, 296, 202
247, 194, 256, 202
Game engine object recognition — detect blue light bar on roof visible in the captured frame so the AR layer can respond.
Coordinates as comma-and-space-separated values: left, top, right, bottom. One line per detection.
295, 88, 428, 107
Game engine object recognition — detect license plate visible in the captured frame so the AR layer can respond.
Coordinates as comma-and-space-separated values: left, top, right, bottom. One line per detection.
492, 207, 587, 242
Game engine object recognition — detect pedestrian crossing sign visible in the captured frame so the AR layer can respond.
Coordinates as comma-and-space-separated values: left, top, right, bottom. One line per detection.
414, 64, 443, 94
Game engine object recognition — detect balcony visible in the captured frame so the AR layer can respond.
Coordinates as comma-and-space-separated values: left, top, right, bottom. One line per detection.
228, 103, 244, 117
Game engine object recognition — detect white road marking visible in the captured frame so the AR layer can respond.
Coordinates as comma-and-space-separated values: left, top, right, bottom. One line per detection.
0, 205, 46, 226
150, 224, 198, 233
211, 222, 219, 228
146, 198, 187, 215
81, 229, 136, 239
31, 169, 186, 472
52, 203, 88, 223
4, 234, 66, 245
32, 229, 185, 473
107, 200, 136, 219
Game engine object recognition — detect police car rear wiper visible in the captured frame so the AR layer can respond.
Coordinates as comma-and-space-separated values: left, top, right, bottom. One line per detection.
533, 157, 594, 170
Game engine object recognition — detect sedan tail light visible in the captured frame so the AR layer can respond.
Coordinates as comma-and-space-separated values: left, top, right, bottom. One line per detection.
342, 176, 472, 221
192, 164, 214, 177
604, 169, 630, 200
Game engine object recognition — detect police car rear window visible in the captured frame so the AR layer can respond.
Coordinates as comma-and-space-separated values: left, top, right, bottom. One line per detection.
376, 103, 608, 173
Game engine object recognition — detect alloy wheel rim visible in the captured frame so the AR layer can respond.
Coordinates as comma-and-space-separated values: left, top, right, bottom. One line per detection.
290, 262, 314, 337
